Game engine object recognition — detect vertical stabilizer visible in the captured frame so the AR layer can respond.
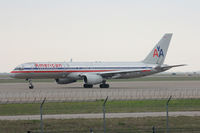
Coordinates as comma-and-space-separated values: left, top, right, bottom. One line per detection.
143, 33, 172, 65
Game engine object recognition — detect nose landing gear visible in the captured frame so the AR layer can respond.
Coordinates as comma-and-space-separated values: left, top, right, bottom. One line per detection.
26, 79, 34, 89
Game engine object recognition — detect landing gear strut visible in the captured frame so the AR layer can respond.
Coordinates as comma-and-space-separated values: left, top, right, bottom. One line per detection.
83, 84, 93, 88
26, 79, 34, 89
100, 81, 109, 88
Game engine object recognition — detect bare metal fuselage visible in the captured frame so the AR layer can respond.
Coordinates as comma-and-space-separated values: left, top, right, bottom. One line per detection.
10, 62, 160, 80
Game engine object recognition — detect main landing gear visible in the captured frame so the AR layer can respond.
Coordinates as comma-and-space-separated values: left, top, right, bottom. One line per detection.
83, 83, 109, 88
100, 81, 109, 88
26, 79, 34, 89
99, 83, 109, 88
83, 84, 93, 88
83, 82, 109, 88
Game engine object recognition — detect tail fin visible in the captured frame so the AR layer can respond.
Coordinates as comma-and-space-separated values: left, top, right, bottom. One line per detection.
143, 33, 172, 65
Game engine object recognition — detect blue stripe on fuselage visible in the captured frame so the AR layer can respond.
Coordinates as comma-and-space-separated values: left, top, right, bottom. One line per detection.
23, 67, 152, 70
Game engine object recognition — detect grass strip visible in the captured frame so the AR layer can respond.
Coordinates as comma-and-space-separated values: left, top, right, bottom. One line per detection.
0, 99, 199, 116
1, 116, 200, 133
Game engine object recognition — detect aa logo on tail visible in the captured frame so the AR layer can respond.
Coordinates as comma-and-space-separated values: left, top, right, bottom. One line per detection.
153, 46, 164, 57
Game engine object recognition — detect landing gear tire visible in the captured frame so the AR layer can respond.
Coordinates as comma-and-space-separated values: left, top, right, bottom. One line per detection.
27, 79, 34, 89
100, 84, 109, 88
83, 84, 93, 88
29, 85, 34, 89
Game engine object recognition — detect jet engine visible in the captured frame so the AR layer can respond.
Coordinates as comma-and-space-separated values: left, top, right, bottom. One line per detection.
83, 74, 103, 85
56, 78, 76, 84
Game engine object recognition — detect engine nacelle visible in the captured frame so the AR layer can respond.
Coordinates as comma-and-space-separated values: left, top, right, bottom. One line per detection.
83, 74, 103, 85
56, 78, 76, 84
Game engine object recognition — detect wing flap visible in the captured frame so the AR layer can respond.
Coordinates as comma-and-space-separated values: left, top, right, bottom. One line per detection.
98, 69, 152, 79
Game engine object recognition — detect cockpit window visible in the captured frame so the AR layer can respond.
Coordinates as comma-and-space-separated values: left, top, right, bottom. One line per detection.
14, 65, 24, 70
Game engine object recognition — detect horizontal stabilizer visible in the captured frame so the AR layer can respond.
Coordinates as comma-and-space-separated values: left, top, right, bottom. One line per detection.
162, 64, 187, 69
154, 64, 186, 71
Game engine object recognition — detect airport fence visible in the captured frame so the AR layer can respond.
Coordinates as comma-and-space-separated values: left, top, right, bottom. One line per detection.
0, 97, 200, 133
0, 88, 200, 103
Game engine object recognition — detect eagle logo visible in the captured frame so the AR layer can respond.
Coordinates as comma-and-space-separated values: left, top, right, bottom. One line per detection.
153, 46, 164, 57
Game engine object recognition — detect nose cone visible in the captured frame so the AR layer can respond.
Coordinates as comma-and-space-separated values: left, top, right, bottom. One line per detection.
9, 71, 16, 78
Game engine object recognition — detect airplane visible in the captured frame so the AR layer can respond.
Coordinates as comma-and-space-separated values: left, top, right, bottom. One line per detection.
10, 33, 185, 89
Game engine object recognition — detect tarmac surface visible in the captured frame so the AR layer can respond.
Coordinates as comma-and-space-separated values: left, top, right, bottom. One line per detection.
0, 111, 200, 120
0, 81, 200, 102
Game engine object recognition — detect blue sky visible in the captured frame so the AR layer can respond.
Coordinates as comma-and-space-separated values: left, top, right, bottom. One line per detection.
0, 0, 200, 72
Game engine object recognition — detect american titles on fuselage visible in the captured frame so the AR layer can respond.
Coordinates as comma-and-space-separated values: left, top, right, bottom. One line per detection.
35, 64, 63, 68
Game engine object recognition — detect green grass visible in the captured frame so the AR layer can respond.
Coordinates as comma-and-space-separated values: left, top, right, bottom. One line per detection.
1, 116, 200, 133
0, 99, 199, 116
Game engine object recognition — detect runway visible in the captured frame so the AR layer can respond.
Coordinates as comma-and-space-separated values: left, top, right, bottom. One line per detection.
0, 81, 200, 103
0, 111, 200, 120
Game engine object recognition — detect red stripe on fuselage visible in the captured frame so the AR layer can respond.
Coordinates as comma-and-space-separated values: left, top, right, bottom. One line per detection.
11, 69, 152, 74
141, 70, 151, 72
10, 70, 116, 73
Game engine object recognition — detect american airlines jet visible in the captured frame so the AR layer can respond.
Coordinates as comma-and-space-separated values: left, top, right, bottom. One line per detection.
10, 33, 184, 89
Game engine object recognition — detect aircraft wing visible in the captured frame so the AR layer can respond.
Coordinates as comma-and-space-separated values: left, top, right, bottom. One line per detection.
97, 69, 152, 79
97, 64, 186, 79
